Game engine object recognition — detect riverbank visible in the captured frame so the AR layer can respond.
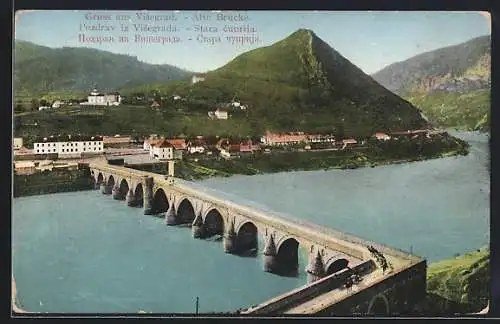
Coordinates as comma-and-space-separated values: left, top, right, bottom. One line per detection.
420, 246, 489, 314
147, 135, 470, 181
13, 168, 95, 198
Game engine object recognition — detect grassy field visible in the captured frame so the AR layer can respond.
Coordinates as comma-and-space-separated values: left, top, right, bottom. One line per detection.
425, 246, 489, 314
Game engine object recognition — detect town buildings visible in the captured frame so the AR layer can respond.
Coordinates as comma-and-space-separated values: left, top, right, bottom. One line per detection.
13, 161, 37, 175
373, 132, 391, 141
33, 135, 104, 158
102, 135, 132, 146
82, 89, 121, 106
260, 132, 309, 146
220, 144, 241, 159
341, 138, 358, 149
187, 139, 206, 154
144, 136, 185, 160
239, 139, 261, 154
149, 139, 174, 160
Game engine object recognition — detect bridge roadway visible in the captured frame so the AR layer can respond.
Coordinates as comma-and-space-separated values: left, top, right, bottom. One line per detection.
87, 161, 426, 315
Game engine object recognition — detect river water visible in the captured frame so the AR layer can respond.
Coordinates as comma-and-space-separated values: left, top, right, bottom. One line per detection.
12, 131, 490, 314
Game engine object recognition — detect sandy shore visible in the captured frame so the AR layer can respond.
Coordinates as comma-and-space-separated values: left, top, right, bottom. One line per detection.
11, 277, 26, 314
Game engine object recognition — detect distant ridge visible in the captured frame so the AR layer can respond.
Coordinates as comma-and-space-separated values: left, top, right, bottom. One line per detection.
372, 35, 491, 95
14, 40, 193, 95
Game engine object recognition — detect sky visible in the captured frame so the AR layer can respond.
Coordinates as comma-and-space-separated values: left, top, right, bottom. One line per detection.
14, 10, 490, 74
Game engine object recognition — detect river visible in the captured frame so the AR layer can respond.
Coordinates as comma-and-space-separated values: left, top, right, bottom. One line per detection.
12, 131, 490, 313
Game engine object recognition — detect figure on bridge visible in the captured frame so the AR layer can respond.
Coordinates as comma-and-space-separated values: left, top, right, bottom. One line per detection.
368, 245, 391, 273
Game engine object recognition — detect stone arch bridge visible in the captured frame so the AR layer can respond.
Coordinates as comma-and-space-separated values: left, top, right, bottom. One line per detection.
88, 162, 426, 315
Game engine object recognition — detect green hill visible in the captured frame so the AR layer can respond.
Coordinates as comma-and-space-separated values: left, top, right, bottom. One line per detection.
121, 29, 428, 137
13, 40, 192, 96
423, 246, 489, 314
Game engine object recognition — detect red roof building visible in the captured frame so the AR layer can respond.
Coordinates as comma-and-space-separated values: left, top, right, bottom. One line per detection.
239, 139, 261, 153
166, 139, 187, 150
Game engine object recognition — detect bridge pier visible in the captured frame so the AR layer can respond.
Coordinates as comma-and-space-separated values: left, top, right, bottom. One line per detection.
126, 189, 136, 207
112, 184, 123, 200
165, 205, 177, 225
192, 216, 204, 238
100, 183, 111, 195
306, 250, 326, 283
263, 235, 278, 273
143, 176, 154, 215
223, 222, 236, 253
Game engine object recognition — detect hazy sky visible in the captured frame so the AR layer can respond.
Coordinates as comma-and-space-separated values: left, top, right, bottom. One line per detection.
14, 10, 490, 74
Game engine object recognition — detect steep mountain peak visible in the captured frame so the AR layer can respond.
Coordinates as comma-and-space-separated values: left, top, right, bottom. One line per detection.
286, 28, 316, 40
195, 29, 428, 134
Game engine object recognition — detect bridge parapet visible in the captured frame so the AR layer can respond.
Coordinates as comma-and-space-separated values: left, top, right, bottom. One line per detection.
243, 260, 376, 315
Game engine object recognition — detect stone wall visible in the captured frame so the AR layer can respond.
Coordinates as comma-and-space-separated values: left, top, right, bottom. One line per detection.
316, 260, 427, 316
13, 167, 95, 197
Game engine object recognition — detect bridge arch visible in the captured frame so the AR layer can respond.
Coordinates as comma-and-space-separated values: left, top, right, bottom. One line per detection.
203, 208, 224, 237
325, 257, 350, 276
367, 293, 390, 315
276, 237, 300, 276
152, 188, 169, 214
134, 183, 144, 207
96, 173, 104, 185
176, 198, 196, 224
107, 175, 115, 188
236, 221, 258, 255
118, 179, 129, 199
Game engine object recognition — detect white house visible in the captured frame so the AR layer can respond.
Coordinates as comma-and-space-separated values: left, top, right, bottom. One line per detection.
187, 140, 206, 154
173, 95, 182, 101
33, 135, 104, 158
13, 138, 23, 150
191, 75, 206, 84
86, 89, 121, 106
149, 139, 174, 161
373, 132, 391, 141
341, 138, 358, 150
208, 109, 228, 120
39, 106, 51, 111
52, 100, 64, 108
